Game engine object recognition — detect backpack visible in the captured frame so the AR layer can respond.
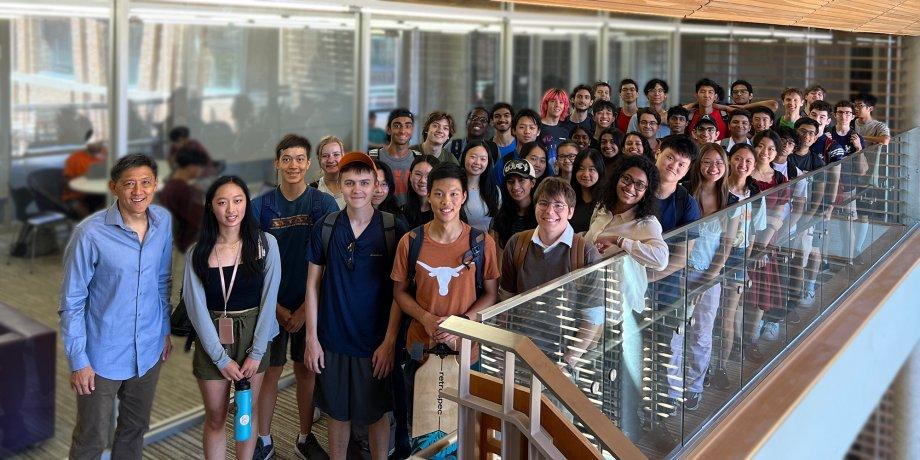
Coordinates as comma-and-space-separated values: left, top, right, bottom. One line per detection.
319, 210, 398, 260
257, 186, 325, 232
511, 229, 586, 293
405, 224, 486, 297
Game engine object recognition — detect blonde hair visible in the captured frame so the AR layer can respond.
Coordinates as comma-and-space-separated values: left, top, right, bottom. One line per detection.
316, 135, 345, 158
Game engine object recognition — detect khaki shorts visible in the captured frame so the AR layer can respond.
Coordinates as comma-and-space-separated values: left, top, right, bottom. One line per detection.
193, 308, 270, 380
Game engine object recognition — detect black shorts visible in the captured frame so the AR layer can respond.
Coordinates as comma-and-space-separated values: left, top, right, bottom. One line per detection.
315, 350, 393, 425
269, 325, 306, 367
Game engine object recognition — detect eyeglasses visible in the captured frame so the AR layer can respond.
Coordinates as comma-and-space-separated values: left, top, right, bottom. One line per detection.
696, 126, 717, 133
468, 116, 488, 123
835, 110, 854, 116
619, 174, 648, 192
536, 200, 568, 213
701, 160, 725, 168
557, 154, 577, 162
731, 89, 750, 95
343, 241, 356, 270
639, 120, 659, 127
797, 129, 818, 137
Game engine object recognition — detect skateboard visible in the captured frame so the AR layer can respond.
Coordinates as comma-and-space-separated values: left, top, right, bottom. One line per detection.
410, 342, 460, 439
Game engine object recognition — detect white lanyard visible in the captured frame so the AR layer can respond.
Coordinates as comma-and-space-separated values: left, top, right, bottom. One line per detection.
217, 244, 242, 317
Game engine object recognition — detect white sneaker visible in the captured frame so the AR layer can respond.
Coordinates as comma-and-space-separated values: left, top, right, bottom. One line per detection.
761, 322, 780, 342
799, 289, 816, 308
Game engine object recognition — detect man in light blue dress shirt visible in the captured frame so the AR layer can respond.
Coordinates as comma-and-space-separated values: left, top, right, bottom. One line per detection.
59, 154, 173, 459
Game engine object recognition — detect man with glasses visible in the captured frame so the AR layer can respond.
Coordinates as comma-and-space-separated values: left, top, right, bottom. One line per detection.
691, 117, 720, 146
304, 153, 407, 460
498, 177, 603, 362
450, 107, 497, 163
851, 93, 891, 146
636, 108, 662, 152
554, 141, 580, 182
628, 79, 671, 137
830, 101, 866, 156
615, 78, 640, 133
789, 118, 827, 308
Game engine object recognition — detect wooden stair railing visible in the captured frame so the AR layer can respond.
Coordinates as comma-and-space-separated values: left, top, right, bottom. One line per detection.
415, 316, 646, 460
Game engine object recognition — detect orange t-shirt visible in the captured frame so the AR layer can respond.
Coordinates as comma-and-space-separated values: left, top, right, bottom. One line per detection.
62, 149, 105, 201
391, 222, 500, 351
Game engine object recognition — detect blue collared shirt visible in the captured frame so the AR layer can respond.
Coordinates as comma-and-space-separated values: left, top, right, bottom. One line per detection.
59, 201, 173, 380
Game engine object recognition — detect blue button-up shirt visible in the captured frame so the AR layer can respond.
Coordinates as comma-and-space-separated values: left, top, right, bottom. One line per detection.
59, 201, 173, 380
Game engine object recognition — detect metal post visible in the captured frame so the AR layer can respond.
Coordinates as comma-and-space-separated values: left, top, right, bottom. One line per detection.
669, 24, 682, 105
353, 10, 370, 150
499, 17, 514, 103
0, 19, 11, 224
569, 33, 581, 88
107, 0, 129, 202
597, 20, 610, 82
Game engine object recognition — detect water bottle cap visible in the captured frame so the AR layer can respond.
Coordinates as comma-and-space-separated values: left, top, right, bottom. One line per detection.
235, 378, 250, 391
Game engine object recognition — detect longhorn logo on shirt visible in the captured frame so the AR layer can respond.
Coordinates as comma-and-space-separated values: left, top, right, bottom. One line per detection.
417, 261, 468, 296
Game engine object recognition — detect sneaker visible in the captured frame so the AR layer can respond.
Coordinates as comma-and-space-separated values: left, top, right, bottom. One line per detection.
799, 289, 816, 307
746, 343, 765, 363
786, 309, 801, 324
761, 322, 780, 342
295, 433, 329, 460
253, 436, 275, 460
703, 371, 711, 388
711, 367, 731, 390
684, 392, 702, 411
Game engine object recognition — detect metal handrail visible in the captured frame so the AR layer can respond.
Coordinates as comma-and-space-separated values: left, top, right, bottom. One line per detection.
438, 316, 647, 460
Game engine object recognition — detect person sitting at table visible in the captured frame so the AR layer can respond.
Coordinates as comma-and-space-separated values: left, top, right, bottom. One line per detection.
168, 126, 221, 175
62, 131, 107, 218
158, 146, 210, 252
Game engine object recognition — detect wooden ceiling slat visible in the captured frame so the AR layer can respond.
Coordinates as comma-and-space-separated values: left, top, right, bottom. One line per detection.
505, 0, 920, 35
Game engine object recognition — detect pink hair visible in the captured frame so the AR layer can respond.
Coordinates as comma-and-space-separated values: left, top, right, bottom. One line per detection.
539, 88, 570, 121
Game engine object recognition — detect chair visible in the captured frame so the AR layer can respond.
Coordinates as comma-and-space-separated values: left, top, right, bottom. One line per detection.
6, 169, 77, 271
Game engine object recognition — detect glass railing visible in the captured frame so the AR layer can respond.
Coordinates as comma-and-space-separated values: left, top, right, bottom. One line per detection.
473, 128, 920, 458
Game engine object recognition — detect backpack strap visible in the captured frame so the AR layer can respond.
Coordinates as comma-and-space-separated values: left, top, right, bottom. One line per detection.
405, 224, 425, 293
512, 230, 534, 272
674, 185, 690, 226
259, 190, 277, 232
570, 233, 586, 271
321, 210, 341, 257
464, 227, 487, 297
380, 211, 397, 260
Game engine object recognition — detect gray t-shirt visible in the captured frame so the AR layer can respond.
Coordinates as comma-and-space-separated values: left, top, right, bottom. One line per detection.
372, 147, 417, 206
855, 119, 890, 143
464, 185, 500, 234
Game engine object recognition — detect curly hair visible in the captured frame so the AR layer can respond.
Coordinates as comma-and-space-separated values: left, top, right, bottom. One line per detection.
600, 154, 659, 219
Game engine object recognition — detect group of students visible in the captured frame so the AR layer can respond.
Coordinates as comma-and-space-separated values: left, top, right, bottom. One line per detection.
58, 76, 891, 460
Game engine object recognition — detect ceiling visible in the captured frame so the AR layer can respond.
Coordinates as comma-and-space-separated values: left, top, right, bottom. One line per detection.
499, 0, 920, 36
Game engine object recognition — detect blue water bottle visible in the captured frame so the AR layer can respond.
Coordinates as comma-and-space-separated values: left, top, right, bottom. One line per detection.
234, 378, 252, 442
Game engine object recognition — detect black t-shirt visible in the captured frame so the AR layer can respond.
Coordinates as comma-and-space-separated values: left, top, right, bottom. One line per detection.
570, 199, 595, 233
204, 265, 263, 312
787, 151, 825, 178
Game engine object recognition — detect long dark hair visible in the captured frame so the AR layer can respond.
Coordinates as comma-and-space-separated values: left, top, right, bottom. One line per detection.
492, 175, 537, 247
600, 154, 659, 219
460, 140, 500, 217
570, 148, 606, 205
402, 154, 440, 226
192, 176, 265, 283
620, 131, 654, 162
373, 159, 400, 215
520, 140, 553, 179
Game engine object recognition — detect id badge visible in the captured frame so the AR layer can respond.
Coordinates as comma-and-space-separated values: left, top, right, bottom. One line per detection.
218, 316, 234, 345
